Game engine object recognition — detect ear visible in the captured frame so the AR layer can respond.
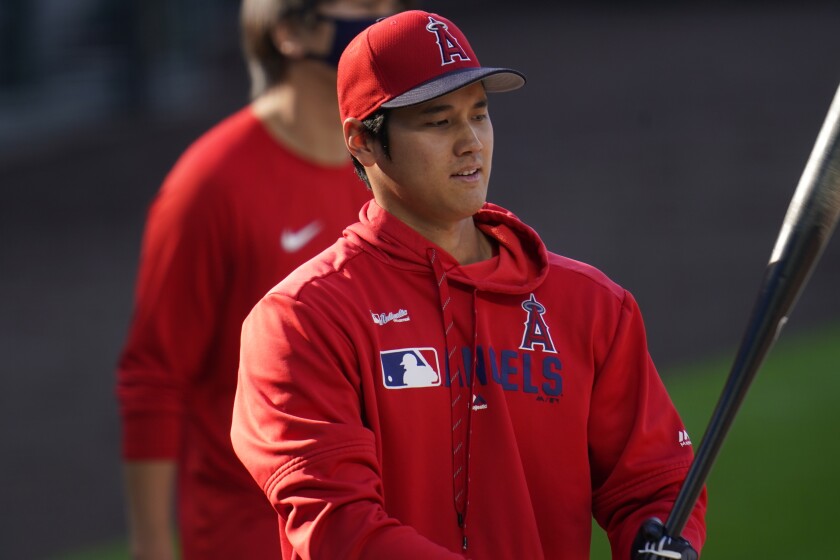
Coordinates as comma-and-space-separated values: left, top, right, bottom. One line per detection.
343, 118, 377, 166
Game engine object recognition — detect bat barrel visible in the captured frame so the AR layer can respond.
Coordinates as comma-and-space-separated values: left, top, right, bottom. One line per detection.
665, 82, 840, 538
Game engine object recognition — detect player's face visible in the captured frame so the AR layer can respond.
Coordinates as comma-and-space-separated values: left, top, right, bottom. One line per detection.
370, 83, 494, 235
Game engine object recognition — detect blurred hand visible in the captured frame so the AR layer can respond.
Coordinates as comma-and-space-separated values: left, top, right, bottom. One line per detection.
631, 517, 698, 560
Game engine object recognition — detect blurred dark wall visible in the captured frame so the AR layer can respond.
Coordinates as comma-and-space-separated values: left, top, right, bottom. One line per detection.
2, 1, 839, 558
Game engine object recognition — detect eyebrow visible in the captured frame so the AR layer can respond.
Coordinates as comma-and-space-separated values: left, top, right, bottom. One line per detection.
418, 98, 489, 115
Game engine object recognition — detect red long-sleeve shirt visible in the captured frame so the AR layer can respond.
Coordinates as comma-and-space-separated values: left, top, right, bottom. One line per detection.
116, 107, 371, 559
232, 200, 707, 559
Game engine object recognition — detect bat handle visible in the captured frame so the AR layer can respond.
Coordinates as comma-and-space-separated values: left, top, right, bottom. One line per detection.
664, 418, 719, 537
664, 385, 730, 537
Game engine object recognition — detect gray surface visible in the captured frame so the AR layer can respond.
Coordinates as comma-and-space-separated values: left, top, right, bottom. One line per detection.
2, 4, 840, 558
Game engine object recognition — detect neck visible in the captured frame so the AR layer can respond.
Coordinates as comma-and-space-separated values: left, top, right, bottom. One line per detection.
417, 218, 495, 265
251, 61, 348, 166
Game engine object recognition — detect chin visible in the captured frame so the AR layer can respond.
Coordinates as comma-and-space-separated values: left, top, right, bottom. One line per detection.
470, 191, 489, 212
463, 199, 488, 218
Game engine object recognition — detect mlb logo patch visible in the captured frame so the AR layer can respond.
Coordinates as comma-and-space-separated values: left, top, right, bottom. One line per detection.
380, 348, 441, 389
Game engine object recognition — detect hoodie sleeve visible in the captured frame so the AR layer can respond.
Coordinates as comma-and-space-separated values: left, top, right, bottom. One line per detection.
588, 290, 707, 559
232, 292, 464, 560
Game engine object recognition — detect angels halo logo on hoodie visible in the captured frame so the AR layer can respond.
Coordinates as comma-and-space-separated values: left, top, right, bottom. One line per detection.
519, 293, 556, 353
380, 348, 442, 389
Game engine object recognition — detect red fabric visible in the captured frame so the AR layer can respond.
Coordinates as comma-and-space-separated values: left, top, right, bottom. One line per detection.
116, 107, 371, 559
232, 200, 706, 559
339, 11, 476, 121
337, 11, 523, 121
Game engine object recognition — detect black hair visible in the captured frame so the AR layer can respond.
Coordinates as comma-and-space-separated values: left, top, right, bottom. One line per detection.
352, 110, 390, 189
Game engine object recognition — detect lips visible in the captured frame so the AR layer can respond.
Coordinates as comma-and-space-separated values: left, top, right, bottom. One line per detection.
454, 168, 479, 177
452, 159, 483, 177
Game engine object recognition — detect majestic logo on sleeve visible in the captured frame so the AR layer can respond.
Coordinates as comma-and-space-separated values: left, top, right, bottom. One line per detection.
380, 348, 441, 389
426, 16, 470, 65
519, 294, 556, 353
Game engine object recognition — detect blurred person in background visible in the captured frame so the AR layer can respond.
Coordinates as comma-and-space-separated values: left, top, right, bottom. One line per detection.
116, 1, 409, 558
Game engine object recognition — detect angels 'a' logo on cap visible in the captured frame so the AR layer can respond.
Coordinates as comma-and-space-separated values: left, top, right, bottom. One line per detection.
425, 16, 470, 66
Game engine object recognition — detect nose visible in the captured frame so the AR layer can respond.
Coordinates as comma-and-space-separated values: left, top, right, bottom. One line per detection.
454, 122, 484, 156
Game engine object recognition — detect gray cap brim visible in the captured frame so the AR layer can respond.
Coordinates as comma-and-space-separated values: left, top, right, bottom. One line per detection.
381, 67, 526, 109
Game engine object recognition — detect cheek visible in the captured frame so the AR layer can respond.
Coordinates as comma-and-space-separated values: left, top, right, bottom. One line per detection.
480, 125, 494, 155
389, 136, 441, 173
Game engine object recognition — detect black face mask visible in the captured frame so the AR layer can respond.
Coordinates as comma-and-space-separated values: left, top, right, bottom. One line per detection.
307, 15, 380, 68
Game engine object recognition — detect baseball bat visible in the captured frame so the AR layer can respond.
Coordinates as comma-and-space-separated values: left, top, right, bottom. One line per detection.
665, 82, 840, 538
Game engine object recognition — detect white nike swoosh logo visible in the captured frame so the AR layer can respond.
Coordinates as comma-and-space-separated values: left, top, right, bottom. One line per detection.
280, 221, 322, 253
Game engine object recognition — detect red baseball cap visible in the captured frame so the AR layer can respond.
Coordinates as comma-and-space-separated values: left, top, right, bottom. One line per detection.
337, 10, 526, 122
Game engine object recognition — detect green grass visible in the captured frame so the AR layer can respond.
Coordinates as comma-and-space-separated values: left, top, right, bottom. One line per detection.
52, 541, 130, 560
591, 323, 840, 559
57, 325, 840, 559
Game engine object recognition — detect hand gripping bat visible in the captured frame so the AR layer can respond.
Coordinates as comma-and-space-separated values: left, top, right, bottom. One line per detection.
665, 82, 840, 537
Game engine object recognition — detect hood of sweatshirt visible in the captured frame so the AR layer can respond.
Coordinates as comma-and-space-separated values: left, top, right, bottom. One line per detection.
345, 199, 550, 294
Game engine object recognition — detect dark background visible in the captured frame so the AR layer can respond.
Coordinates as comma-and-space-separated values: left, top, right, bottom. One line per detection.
2, 1, 839, 558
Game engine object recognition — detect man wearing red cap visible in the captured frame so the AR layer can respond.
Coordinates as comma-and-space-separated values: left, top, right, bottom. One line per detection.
232, 10, 707, 559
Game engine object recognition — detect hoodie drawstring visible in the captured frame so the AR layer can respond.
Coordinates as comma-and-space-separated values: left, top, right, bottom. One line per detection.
428, 248, 473, 551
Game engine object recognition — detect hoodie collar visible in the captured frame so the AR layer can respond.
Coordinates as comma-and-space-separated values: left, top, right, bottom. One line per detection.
345, 199, 549, 294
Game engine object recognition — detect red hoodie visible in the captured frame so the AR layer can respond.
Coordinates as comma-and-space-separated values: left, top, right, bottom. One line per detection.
232, 200, 706, 559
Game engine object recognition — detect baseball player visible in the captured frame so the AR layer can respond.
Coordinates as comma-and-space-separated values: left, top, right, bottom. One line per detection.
231, 10, 706, 559
116, 1, 407, 558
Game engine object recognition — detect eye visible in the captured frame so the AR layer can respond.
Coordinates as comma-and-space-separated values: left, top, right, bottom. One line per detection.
425, 119, 449, 127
